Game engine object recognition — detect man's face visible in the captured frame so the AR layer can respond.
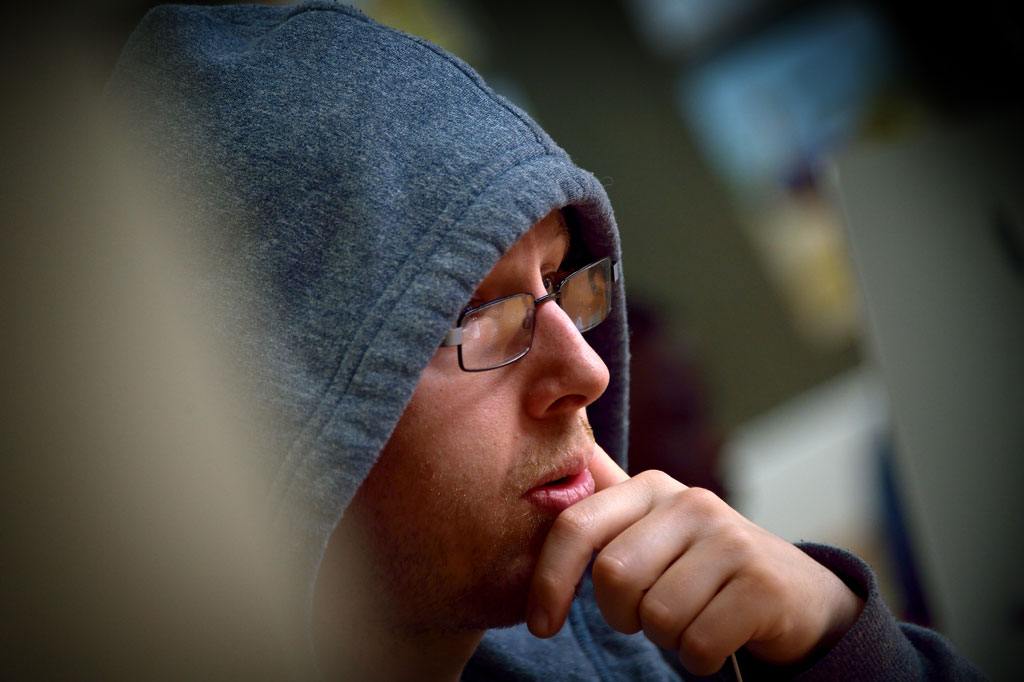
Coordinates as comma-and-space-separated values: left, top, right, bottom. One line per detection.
322, 211, 611, 635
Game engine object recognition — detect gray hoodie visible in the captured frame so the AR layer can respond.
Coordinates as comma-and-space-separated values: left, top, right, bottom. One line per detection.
106, 3, 984, 680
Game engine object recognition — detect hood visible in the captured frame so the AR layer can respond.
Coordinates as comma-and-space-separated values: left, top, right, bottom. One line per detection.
106, 0, 629, 622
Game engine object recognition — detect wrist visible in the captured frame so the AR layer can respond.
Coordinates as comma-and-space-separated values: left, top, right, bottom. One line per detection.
746, 562, 865, 668
818, 582, 864, 654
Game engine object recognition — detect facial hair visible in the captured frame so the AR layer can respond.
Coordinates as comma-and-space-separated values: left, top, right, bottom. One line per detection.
336, 414, 595, 636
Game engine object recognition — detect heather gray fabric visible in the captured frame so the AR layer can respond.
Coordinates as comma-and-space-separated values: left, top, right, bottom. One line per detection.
107, 3, 984, 680
106, 0, 629, 609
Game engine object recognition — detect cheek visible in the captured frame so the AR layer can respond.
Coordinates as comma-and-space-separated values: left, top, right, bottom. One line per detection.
408, 362, 519, 451
349, 375, 530, 575
372, 363, 522, 503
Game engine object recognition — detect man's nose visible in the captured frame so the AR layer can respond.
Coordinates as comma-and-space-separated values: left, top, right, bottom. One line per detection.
522, 298, 610, 420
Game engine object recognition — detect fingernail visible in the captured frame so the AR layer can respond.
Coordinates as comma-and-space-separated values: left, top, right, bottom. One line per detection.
529, 603, 550, 637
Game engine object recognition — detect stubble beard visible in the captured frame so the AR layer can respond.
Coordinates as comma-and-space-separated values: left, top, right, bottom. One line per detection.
340, 414, 595, 637
355, 487, 555, 636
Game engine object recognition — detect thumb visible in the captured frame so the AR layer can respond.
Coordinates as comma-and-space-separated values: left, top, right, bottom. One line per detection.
589, 443, 630, 491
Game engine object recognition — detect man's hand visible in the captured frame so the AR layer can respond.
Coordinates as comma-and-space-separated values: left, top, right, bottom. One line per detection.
526, 445, 864, 676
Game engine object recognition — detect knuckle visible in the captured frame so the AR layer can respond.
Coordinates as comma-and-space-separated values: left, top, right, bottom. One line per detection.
591, 554, 643, 635
534, 564, 560, 590
553, 506, 597, 544
532, 566, 563, 599
678, 628, 723, 676
718, 524, 756, 560
683, 486, 723, 516
637, 594, 677, 643
635, 468, 674, 491
592, 552, 632, 592
680, 627, 713, 659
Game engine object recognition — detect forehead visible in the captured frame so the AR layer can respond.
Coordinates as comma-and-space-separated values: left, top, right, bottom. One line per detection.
502, 210, 571, 264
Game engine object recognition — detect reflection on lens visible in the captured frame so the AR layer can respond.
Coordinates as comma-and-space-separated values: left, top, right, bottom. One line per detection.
460, 294, 534, 370
561, 259, 611, 332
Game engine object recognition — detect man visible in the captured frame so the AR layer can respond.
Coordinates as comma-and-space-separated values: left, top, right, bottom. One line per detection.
312, 209, 870, 681
106, 2, 982, 679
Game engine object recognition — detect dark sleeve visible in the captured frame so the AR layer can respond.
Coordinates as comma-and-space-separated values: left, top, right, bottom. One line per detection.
733, 543, 987, 681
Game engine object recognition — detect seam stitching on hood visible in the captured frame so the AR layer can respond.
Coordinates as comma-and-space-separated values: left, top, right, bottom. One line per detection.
272, 146, 562, 517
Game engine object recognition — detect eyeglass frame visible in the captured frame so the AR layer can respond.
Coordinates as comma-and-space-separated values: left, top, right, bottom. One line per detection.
439, 257, 621, 372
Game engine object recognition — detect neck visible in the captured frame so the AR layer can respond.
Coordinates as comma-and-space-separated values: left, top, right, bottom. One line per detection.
317, 613, 483, 682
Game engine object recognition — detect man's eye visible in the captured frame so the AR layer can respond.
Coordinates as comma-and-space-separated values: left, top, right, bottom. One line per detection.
544, 270, 569, 292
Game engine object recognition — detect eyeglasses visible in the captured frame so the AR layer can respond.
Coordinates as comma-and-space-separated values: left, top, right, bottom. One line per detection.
440, 257, 620, 372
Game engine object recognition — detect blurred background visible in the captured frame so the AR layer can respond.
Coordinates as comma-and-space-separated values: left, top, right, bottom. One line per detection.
4, 0, 1021, 679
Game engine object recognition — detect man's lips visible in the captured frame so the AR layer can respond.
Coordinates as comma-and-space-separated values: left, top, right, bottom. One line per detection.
523, 454, 596, 514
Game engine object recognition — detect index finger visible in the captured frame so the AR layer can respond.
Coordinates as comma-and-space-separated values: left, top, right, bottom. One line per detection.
527, 448, 649, 639
589, 443, 630, 491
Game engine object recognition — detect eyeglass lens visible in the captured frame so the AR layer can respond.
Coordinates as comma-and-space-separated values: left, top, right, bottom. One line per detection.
458, 259, 612, 371
560, 259, 612, 333
459, 293, 535, 370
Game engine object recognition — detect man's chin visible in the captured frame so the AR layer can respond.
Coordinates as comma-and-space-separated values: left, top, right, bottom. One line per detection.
444, 553, 536, 633
486, 512, 561, 626
385, 507, 555, 635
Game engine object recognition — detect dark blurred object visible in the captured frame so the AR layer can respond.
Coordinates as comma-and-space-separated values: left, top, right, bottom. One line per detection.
2, 5, 310, 679
627, 299, 727, 500
870, 0, 1024, 118
876, 434, 934, 627
832, 112, 1023, 679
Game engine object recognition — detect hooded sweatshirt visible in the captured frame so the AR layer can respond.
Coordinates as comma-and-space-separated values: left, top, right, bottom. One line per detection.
106, 3, 985, 680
